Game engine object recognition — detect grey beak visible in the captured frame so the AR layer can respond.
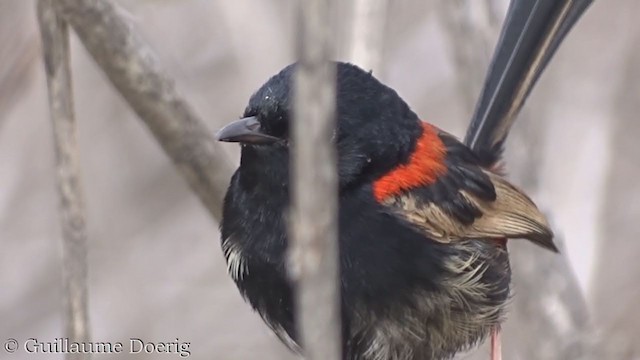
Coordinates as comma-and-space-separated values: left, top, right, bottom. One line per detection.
215, 116, 280, 144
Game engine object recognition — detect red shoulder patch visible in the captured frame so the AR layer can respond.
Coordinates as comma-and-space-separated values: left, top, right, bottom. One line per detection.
373, 122, 447, 202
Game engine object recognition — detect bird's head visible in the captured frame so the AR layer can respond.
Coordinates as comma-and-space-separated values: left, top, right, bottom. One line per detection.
216, 62, 423, 190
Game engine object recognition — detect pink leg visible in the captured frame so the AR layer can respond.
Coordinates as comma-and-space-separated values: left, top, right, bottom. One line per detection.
491, 327, 502, 360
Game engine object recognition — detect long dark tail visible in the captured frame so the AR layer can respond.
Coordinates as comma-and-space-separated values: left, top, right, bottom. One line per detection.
464, 0, 593, 165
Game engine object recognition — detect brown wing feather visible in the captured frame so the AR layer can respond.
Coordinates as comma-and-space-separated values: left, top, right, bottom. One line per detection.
383, 171, 556, 252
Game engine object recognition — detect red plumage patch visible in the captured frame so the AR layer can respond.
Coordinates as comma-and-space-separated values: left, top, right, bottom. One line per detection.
373, 122, 447, 202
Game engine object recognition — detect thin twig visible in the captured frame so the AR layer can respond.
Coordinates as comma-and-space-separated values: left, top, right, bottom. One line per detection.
51, 0, 234, 221
37, 1, 91, 359
288, 0, 341, 359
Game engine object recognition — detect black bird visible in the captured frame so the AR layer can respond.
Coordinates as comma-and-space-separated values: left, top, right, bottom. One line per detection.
215, 1, 592, 359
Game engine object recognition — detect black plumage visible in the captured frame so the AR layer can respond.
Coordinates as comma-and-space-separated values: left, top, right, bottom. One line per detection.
218, 63, 550, 359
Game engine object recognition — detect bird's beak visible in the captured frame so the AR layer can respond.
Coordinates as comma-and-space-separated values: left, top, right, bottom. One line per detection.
215, 116, 280, 144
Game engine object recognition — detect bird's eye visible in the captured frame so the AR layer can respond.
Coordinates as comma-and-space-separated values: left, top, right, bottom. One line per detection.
261, 114, 289, 140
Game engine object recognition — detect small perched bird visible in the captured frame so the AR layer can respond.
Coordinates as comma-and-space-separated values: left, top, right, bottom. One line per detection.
218, 62, 554, 360
215, 1, 592, 359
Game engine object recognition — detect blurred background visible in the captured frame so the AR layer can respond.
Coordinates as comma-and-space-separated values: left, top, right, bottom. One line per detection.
1, 0, 638, 359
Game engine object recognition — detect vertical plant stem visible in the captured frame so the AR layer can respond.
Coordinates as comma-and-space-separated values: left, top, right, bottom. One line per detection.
289, 0, 341, 359
37, 1, 91, 359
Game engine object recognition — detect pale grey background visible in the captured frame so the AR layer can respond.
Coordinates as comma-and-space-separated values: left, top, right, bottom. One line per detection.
1, 1, 639, 359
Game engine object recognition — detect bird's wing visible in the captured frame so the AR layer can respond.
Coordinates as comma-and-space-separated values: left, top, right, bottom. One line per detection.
379, 131, 556, 252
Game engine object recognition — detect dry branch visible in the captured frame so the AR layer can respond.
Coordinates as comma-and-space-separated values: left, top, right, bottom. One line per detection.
288, 0, 341, 359
50, 0, 234, 221
37, 1, 91, 359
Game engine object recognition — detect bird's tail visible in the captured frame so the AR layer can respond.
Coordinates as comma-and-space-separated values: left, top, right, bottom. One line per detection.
463, 0, 593, 165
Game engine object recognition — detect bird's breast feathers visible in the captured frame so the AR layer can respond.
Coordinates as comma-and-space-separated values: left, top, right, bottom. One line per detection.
222, 237, 248, 281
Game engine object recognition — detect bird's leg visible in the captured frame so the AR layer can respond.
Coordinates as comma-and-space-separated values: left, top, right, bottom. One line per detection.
491, 326, 502, 360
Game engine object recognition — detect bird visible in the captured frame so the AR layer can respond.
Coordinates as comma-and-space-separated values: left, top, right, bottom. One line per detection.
215, 1, 592, 359
216, 62, 553, 360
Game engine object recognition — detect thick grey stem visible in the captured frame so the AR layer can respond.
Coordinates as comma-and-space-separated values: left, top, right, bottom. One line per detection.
37, 1, 91, 359
288, 0, 341, 359
51, 0, 234, 221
